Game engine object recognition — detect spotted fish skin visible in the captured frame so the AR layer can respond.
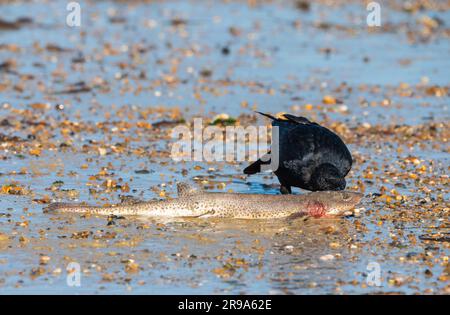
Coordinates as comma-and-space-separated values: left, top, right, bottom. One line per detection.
44, 183, 363, 219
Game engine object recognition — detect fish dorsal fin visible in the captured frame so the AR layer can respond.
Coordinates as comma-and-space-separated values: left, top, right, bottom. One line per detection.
177, 182, 201, 197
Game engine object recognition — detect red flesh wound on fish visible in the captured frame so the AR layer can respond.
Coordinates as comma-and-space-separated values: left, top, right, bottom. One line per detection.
307, 201, 326, 218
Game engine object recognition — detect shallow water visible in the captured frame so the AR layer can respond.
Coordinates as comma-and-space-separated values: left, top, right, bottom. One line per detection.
0, 0, 448, 294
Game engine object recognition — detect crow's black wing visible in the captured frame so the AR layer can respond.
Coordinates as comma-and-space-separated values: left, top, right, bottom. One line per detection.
285, 124, 352, 176
243, 152, 272, 175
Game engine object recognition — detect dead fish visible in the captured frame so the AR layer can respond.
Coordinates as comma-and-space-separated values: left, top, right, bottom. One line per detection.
44, 183, 363, 219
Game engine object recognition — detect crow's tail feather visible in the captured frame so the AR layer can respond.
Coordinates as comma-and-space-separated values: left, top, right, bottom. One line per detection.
282, 114, 312, 125
255, 111, 277, 121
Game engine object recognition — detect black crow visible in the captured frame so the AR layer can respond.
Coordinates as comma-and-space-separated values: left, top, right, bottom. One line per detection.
244, 112, 352, 194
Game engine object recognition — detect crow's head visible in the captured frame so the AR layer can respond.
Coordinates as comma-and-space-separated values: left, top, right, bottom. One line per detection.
311, 164, 346, 191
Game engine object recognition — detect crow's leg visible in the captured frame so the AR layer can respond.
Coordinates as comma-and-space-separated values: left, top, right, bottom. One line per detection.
280, 185, 292, 194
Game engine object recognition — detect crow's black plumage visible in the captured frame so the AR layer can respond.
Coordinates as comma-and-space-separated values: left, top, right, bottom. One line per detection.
244, 112, 352, 194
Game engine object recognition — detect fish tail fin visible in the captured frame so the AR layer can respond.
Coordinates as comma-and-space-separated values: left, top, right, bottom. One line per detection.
43, 202, 68, 213
43, 202, 88, 213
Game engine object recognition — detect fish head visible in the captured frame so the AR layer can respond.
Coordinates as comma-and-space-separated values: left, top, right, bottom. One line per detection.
314, 190, 364, 216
